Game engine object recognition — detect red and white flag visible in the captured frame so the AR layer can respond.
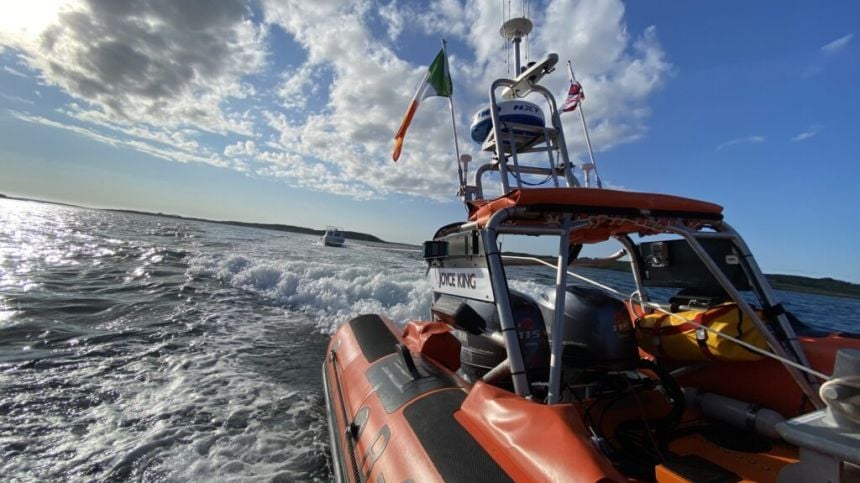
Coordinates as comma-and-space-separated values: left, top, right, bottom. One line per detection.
561, 80, 584, 112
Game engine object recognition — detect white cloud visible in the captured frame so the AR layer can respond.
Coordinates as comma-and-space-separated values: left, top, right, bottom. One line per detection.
224, 140, 258, 157
377, 1, 406, 41
1, 0, 266, 135
258, 0, 671, 199
10, 110, 242, 169
791, 125, 821, 142
3, 65, 28, 77
62, 105, 204, 152
716, 135, 765, 151
2, 0, 672, 201
0, 93, 35, 104
277, 63, 324, 110
821, 33, 853, 54
804, 33, 854, 77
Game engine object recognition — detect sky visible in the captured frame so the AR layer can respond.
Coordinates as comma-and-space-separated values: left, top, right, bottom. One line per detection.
0, 0, 858, 282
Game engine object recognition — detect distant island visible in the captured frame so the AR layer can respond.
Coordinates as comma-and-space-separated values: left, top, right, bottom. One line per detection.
583, 259, 860, 300
3, 195, 859, 299
109, 208, 392, 245
764, 274, 860, 299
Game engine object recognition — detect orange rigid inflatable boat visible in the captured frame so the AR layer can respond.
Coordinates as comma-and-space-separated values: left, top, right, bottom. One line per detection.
323, 14, 860, 483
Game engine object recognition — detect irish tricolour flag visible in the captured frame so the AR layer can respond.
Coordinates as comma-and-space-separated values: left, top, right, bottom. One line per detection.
392, 49, 452, 161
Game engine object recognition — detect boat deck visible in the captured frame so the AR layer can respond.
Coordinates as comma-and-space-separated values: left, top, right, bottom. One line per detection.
657, 428, 798, 482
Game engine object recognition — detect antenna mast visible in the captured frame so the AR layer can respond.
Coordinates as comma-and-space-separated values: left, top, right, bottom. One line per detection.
500, 17, 532, 74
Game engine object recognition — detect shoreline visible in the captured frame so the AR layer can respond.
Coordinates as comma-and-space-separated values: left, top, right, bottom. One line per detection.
3, 195, 857, 298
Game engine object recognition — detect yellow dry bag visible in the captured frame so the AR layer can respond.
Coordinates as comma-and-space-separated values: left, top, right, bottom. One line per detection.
636, 303, 769, 362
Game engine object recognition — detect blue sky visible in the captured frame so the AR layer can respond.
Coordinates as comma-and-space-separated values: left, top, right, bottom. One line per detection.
0, 1, 858, 282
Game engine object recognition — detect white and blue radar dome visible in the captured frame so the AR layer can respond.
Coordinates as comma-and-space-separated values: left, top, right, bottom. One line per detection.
469, 100, 545, 144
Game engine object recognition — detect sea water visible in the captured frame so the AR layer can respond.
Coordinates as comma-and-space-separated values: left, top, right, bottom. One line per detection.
1, 198, 858, 481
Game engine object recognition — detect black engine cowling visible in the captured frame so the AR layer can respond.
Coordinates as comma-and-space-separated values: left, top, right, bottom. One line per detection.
431, 291, 549, 385
538, 285, 638, 371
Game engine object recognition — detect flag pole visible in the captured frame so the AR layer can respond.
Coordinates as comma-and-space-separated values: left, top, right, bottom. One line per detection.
567, 60, 602, 188
443, 39, 466, 196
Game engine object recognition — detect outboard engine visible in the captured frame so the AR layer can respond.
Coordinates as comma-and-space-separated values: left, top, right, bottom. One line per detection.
431, 290, 550, 387
537, 285, 638, 372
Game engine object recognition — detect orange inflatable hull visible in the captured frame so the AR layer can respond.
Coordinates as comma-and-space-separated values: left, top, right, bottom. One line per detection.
323, 315, 858, 482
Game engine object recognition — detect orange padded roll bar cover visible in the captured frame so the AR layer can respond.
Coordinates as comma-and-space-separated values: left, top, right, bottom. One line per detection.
402, 321, 462, 372
456, 381, 626, 482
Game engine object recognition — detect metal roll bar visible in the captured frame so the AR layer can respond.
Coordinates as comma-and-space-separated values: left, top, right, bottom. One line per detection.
485, 78, 579, 196
482, 207, 531, 396
547, 216, 573, 404
667, 223, 823, 408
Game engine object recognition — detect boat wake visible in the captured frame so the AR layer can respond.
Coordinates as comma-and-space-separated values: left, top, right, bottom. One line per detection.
187, 250, 432, 333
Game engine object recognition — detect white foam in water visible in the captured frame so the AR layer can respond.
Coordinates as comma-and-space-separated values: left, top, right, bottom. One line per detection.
188, 247, 432, 332
28, 330, 329, 482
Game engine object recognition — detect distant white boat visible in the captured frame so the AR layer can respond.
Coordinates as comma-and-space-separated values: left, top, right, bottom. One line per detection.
321, 226, 345, 247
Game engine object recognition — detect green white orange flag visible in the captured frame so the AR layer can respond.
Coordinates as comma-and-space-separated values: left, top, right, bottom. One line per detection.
392, 49, 452, 161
